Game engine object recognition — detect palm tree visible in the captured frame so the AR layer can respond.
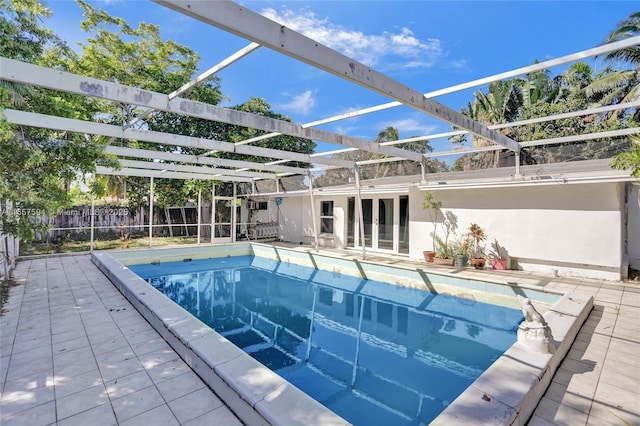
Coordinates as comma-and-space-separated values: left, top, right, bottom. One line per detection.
602, 12, 640, 65
586, 12, 640, 121
456, 80, 522, 169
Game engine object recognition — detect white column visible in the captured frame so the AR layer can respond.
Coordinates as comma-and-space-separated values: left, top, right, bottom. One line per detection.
90, 192, 95, 252
308, 172, 318, 251
148, 176, 154, 247
211, 184, 216, 244
232, 183, 237, 243
197, 188, 202, 244
355, 167, 366, 260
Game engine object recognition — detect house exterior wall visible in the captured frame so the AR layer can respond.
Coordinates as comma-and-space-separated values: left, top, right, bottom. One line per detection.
410, 182, 624, 281
628, 184, 640, 271
278, 181, 628, 281
275, 197, 304, 243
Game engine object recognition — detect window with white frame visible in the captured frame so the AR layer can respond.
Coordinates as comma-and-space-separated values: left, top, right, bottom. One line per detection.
320, 200, 334, 234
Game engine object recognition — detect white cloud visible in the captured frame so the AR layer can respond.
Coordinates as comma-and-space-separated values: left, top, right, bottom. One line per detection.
261, 8, 442, 69
277, 90, 316, 115
381, 118, 437, 136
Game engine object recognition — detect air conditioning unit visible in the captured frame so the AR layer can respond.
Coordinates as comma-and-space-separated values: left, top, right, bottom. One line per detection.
246, 201, 257, 210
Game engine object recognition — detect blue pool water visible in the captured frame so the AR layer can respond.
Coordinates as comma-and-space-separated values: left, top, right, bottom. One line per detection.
130, 256, 523, 425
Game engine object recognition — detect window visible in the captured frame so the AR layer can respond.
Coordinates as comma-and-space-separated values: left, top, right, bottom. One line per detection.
320, 201, 334, 234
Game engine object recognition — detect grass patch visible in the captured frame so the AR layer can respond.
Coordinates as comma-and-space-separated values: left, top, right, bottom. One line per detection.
20, 236, 200, 256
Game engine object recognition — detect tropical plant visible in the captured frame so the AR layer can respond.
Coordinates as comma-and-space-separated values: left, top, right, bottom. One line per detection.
611, 135, 640, 178
432, 233, 454, 260
467, 223, 486, 257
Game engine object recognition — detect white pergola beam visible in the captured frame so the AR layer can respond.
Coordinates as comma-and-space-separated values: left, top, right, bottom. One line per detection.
95, 166, 253, 182
3, 109, 350, 169
104, 146, 303, 176
278, 36, 640, 131
127, 42, 261, 129
425, 127, 640, 158
153, 0, 520, 153
234, 144, 353, 168
117, 159, 274, 180
0, 57, 417, 162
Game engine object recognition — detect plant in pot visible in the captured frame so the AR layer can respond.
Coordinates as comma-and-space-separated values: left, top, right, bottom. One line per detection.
453, 236, 473, 268
432, 233, 455, 266
488, 239, 508, 270
422, 191, 442, 263
468, 223, 487, 270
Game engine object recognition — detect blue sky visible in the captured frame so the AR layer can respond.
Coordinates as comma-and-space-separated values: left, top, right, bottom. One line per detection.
45, 1, 638, 155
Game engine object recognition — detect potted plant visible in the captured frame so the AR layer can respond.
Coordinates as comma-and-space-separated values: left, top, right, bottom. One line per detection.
432, 233, 455, 266
453, 236, 473, 268
422, 192, 442, 262
468, 223, 487, 270
489, 239, 508, 270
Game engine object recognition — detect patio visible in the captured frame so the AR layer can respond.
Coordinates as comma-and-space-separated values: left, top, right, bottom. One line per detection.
0, 251, 638, 425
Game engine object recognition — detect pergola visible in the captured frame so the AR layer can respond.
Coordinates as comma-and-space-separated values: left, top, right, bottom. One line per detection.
1, 0, 639, 251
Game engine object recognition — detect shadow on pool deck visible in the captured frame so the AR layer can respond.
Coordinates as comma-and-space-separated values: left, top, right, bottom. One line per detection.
1, 252, 639, 425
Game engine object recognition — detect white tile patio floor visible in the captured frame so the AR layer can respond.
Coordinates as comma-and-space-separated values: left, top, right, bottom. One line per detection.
1, 252, 639, 425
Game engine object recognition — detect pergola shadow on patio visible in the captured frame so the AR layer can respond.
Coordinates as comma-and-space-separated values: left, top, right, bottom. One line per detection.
1, 252, 638, 425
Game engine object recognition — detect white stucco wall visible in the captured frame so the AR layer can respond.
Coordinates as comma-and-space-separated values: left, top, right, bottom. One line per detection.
410, 182, 624, 281
276, 197, 304, 243
628, 184, 640, 271
276, 181, 628, 281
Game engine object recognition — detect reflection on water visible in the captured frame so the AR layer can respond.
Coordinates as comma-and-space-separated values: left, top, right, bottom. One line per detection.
131, 256, 523, 425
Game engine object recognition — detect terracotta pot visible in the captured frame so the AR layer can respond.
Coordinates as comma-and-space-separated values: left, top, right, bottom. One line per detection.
434, 257, 454, 266
423, 250, 436, 262
472, 257, 486, 270
491, 258, 507, 270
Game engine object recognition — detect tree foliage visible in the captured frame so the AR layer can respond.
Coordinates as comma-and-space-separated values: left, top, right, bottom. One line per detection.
1, 0, 109, 242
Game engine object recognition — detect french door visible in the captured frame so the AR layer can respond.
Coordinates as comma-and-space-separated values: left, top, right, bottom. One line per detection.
347, 195, 408, 254
211, 197, 234, 244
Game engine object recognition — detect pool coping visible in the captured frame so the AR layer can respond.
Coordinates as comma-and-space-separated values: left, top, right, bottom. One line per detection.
92, 243, 593, 425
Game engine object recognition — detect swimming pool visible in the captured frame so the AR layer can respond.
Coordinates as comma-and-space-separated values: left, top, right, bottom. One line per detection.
130, 255, 523, 425
93, 243, 593, 425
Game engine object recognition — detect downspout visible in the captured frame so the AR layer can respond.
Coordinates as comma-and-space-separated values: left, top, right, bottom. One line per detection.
355, 166, 366, 260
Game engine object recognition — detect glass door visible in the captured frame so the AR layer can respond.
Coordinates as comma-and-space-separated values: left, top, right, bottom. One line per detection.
377, 198, 394, 251
212, 197, 234, 243
349, 196, 403, 253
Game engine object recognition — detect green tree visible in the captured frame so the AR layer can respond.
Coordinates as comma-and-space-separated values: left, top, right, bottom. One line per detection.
603, 12, 640, 175
452, 81, 522, 170
314, 126, 445, 187
1, 0, 109, 243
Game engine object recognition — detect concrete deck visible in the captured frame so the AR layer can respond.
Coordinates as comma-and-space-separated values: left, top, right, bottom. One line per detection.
1, 252, 639, 425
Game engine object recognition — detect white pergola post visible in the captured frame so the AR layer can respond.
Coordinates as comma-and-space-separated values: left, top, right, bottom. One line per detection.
308, 172, 319, 251
355, 167, 366, 260
197, 188, 202, 244
515, 152, 521, 177
148, 176, 154, 247
90, 192, 95, 252
211, 184, 216, 244
232, 183, 237, 243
